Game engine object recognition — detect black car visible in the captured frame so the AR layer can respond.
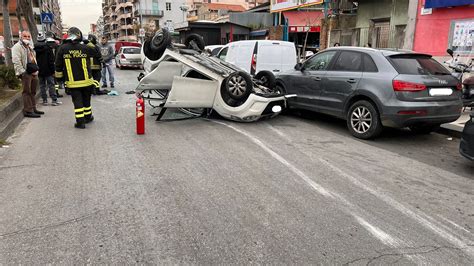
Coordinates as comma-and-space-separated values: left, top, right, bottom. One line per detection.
460, 112, 474, 161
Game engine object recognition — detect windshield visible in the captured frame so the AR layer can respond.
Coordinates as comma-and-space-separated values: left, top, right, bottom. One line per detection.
388, 55, 451, 75
123, 48, 140, 54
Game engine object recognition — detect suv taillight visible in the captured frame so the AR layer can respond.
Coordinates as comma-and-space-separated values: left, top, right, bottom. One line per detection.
392, 80, 426, 92
456, 82, 462, 91
121, 54, 126, 59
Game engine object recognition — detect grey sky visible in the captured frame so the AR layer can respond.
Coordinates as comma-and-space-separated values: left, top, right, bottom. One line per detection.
59, 0, 102, 33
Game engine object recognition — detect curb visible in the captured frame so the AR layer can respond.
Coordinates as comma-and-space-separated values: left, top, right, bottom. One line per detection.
437, 124, 463, 138
0, 91, 22, 140
0, 90, 41, 141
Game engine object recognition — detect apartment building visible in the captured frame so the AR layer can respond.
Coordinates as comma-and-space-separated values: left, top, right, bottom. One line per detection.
102, 0, 185, 42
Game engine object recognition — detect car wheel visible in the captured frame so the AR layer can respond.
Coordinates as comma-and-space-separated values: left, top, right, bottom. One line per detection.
347, 100, 383, 139
224, 71, 253, 101
185, 33, 205, 51
255, 70, 276, 89
409, 124, 440, 134
143, 29, 171, 61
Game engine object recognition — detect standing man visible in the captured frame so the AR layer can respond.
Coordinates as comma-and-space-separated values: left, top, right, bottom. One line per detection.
99, 36, 115, 89
55, 27, 99, 129
34, 33, 62, 106
12, 31, 44, 118
86, 34, 106, 95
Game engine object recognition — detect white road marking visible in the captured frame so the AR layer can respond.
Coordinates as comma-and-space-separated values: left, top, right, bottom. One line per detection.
263, 122, 474, 257
439, 216, 472, 235
213, 121, 425, 263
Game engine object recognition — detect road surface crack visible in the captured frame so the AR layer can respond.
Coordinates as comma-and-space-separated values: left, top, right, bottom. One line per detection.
344, 245, 471, 265
0, 210, 100, 239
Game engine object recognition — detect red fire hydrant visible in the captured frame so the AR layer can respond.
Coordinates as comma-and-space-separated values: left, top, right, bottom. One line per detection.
136, 97, 145, 135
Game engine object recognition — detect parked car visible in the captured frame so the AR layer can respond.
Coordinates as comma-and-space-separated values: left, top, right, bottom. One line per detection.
276, 47, 463, 139
205, 45, 224, 56
114, 41, 141, 54
217, 40, 297, 76
115, 46, 142, 69
136, 29, 285, 122
460, 112, 474, 161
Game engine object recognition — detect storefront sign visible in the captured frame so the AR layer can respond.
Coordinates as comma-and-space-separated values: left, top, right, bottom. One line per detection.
271, 0, 323, 13
420, 7, 433, 15
289, 26, 321, 33
425, 0, 474, 8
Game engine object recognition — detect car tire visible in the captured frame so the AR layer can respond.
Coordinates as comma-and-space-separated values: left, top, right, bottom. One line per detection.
184, 33, 205, 51
409, 124, 440, 135
143, 29, 171, 61
255, 70, 276, 89
224, 71, 253, 101
347, 100, 383, 139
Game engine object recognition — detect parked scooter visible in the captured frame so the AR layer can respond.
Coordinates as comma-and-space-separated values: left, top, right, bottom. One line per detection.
445, 49, 474, 108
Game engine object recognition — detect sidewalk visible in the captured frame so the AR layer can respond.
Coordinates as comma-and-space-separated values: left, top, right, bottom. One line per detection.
439, 108, 472, 137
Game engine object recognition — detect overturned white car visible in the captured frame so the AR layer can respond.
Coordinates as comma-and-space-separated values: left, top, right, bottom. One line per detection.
135, 29, 286, 122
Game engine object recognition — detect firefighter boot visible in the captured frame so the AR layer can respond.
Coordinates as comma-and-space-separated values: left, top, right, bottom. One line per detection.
75, 117, 86, 129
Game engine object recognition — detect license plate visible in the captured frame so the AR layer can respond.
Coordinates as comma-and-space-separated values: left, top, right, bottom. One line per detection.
429, 88, 453, 96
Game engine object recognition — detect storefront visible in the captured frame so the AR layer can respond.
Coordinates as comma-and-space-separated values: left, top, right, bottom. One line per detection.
282, 11, 323, 52
413, 0, 474, 57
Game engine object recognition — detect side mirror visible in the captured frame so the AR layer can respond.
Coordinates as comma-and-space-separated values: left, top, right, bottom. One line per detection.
447, 49, 454, 57
295, 63, 304, 71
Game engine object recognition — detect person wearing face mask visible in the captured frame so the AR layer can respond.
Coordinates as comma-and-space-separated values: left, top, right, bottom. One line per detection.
12, 31, 44, 118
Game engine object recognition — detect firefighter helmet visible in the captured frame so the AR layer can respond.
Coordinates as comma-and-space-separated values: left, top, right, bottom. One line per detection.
67, 27, 83, 42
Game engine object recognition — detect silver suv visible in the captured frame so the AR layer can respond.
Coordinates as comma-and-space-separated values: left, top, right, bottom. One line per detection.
276, 47, 462, 139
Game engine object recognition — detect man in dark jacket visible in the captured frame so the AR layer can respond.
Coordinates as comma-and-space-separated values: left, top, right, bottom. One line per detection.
86, 34, 106, 95
35, 33, 61, 106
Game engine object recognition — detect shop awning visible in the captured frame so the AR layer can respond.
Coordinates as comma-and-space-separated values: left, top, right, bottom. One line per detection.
249, 29, 268, 37
283, 11, 323, 33
425, 0, 474, 8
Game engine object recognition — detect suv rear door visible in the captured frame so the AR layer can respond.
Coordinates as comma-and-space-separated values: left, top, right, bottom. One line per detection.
388, 54, 461, 102
319, 50, 364, 117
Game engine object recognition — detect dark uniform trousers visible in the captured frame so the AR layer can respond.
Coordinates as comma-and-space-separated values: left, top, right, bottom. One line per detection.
71, 86, 93, 124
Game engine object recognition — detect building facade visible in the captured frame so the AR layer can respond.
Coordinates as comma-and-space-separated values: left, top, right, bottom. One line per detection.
0, 0, 62, 40
413, 0, 474, 58
102, 0, 186, 42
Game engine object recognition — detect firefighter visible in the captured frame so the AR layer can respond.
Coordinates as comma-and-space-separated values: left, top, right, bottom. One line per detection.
86, 34, 105, 95
55, 27, 99, 129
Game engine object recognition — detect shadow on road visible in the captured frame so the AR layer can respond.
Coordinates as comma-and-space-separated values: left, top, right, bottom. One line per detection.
283, 109, 474, 180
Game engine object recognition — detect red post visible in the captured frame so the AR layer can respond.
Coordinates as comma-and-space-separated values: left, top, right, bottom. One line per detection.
136, 97, 145, 135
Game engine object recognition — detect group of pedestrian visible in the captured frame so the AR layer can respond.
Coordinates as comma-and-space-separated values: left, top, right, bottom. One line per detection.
11, 27, 116, 129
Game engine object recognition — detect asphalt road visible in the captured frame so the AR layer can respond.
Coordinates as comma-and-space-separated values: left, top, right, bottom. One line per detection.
0, 68, 473, 264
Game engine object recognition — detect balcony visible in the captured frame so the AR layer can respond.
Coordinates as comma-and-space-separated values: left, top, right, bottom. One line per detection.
133, 9, 164, 17
120, 24, 134, 30
118, 12, 132, 20
117, 1, 133, 9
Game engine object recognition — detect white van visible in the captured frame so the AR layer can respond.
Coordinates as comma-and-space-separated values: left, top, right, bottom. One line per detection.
217, 40, 297, 75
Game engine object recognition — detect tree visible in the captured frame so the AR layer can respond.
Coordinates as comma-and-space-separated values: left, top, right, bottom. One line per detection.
18, 0, 38, 42
16, 0, 23, 32
2, 0, 14, 65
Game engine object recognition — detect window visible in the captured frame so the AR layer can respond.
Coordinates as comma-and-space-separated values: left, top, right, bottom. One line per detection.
218, 47, 228, 61
123, 48, 140, 54
304, 51, 337, 71
152, 0, 159, 11
388, 55, 451, 75
373, 20, 390, 48
166, 2, 171, 11
363, 54, 378, 72
332, 51, 363, 72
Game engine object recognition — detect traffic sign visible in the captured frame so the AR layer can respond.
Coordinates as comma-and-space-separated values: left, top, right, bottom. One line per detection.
41, 13, 54, 24
139, 28, 145, 37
